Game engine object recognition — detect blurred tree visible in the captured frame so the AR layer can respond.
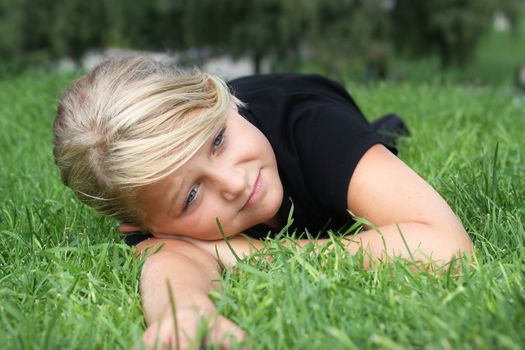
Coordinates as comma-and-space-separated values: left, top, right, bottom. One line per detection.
99, 0, 185, 51
49, 0, 105, 61
180, 0, 392, 78
2, 0, 520, 78
147, 0, 186, 51
0, 0, 54, 63
0, 0, 26, 59
391, 0, 497, 68
182, 0, 307, 74
307, 0, 392, 79
496, 0, 524, 38
0, 0, 105, 67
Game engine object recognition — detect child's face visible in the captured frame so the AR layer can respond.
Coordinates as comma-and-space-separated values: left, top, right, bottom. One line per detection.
138, 105, 283, 240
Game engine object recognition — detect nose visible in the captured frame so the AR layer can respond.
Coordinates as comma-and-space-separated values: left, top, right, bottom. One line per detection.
211, 165, 246, 201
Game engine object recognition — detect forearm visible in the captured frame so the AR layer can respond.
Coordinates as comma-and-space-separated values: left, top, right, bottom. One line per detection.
189, 222, 472, 269
332, 222, 472, 268
138, 241, 221, 325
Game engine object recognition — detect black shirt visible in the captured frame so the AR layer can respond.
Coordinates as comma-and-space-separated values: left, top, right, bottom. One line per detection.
230, 73, 396, 238
124, 73, 396, 245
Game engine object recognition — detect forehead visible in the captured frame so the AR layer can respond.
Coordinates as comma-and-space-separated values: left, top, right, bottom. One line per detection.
137, 110, 231, 200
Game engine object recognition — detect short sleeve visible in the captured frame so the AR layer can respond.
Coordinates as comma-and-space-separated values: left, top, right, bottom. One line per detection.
294, 101, 392, 217
229, 73, 398, 233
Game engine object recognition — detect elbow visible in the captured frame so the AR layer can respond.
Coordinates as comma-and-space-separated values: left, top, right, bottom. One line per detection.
436, 224, 473, 264
449, 220, 473, 254
456, 229, 473, 256
410, 219, 473, 265
456, 231, 474, 258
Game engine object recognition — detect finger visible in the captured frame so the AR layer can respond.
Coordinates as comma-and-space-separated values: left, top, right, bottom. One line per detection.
142, 325, 163, 350
143, 324, 187, 350
209, 318, 246, 349
143, 324, 177, 350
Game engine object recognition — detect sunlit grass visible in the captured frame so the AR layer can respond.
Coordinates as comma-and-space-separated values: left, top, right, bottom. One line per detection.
1, 71, 524, 349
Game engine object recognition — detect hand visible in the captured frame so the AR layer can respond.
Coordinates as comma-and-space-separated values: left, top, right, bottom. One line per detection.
141, 308, 245, 350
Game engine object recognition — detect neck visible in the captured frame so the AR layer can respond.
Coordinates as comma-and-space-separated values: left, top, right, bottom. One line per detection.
264, 215, 282, 229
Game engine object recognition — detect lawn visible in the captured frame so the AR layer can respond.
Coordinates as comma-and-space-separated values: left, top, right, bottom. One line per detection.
1, 70, 524, 349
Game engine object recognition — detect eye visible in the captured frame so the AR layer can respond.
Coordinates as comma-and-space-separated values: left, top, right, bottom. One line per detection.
213, 127, 226, 150
184, 185, 199, 209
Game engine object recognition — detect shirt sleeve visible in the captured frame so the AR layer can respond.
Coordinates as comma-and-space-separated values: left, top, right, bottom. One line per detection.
293, 100, 394, 217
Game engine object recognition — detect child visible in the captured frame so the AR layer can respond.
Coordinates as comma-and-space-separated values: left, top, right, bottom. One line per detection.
53, 56, 472, 349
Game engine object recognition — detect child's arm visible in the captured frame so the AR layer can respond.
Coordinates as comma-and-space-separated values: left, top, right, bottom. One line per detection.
177, 144, 473, 269
344, 143, 473, 266
135, 238, 245, 349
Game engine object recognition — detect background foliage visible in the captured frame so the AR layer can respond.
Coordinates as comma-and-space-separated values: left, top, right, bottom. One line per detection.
0, 0, 523, 78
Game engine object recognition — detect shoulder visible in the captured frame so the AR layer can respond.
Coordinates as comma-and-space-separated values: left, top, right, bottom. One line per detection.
347, 144, 460, 228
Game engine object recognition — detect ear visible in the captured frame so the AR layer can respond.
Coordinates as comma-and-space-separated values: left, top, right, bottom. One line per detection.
119, 223, 142, 233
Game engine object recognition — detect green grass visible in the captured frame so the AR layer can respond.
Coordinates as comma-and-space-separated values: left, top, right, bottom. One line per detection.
1, 71, 524, 349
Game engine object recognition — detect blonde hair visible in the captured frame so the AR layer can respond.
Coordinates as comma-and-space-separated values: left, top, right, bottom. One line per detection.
53, 56, 243, 226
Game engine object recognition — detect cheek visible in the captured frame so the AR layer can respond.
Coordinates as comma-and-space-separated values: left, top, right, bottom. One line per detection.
245, 133, 272, 159
262, 141, 277, 165
186, 202, 232, 234
180, 215, 217, 238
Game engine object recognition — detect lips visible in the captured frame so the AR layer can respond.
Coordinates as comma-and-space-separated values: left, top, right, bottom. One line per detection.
243, 171, 262, 209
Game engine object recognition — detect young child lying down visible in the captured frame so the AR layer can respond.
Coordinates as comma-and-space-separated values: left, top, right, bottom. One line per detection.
53, 56, 472, 349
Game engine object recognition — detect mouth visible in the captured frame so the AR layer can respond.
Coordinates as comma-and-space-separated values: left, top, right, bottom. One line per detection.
242, 170, 262, 209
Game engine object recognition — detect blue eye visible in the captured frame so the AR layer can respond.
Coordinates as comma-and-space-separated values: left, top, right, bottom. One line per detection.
185, 186, 198, 208
213, 128, 226, 149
